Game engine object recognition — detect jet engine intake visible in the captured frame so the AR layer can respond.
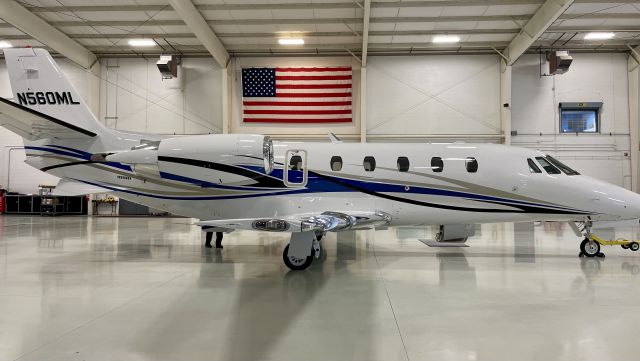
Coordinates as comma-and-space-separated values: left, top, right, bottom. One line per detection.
435, 224, 476, 243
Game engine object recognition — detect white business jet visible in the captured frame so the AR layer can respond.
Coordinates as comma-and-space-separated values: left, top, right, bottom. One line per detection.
1, 48, 639, 270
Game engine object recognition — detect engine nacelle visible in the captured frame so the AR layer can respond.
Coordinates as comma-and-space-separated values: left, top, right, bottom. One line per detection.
105, 134, 274, 184
435, 224, 475, 243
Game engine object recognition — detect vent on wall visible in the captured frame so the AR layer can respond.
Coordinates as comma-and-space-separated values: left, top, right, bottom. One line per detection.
547, 51, 573, 75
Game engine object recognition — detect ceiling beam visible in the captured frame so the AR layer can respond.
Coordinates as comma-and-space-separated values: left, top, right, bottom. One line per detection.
22, 12, 637, 28
166, 0, 228, 67
21, 0, 639, 12
362, 0, 371, 66
506, 0, 574, 65
0, 0, 97, 68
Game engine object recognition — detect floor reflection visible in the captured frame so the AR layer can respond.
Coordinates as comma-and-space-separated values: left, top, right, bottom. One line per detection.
436, 251, 476, 290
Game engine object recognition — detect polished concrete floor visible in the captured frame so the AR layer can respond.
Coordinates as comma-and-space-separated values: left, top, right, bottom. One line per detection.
1, 216, 640, 361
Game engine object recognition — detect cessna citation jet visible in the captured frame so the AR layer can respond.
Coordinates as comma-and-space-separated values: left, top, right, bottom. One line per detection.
2, 48, 640, 270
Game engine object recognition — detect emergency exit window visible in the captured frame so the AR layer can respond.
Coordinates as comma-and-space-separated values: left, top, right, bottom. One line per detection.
560, 108, 598, 133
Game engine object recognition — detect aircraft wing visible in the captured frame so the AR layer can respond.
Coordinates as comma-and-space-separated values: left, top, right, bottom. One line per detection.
52, 179, 110, 196
197, 211, 392, 233
0, 97, 97, 140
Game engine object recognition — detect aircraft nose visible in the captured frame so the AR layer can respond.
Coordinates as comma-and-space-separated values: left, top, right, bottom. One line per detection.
608, 187, 640, 220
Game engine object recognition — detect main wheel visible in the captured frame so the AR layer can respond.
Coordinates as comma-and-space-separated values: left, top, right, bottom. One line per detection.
622, 244, 630, 249
283, 244, 313, 271
580, 238, 600, 257
630, 242, 639, 252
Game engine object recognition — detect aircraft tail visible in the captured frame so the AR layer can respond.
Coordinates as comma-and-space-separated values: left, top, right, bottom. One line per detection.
1, 47, 113, 143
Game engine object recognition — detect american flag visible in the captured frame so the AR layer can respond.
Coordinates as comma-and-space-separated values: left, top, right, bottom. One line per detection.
242, 67, 352, 123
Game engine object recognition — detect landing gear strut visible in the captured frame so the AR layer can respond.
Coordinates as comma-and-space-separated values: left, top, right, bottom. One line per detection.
283, 231, 322, 270
578, 220, 604, 258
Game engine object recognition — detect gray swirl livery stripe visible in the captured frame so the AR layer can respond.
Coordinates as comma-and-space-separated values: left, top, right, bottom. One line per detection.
310, 171, 592, 215
157, 156, 285, 188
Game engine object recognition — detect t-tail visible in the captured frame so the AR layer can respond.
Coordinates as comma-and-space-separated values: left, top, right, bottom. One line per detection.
0, 47, 117, 146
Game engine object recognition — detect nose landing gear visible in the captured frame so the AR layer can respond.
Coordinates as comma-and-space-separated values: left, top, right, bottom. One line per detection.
577, 221, 639, 257
579, 238, 604, 258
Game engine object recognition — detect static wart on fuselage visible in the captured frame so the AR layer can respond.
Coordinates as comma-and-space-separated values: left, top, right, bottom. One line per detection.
1, 48, 639, 270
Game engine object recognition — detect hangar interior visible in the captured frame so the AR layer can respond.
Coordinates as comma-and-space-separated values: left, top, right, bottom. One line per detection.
1, 1, 640, 360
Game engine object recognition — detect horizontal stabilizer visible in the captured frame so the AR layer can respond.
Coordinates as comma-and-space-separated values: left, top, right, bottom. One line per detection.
53, 179, 109, 196
0, 97, 96, 140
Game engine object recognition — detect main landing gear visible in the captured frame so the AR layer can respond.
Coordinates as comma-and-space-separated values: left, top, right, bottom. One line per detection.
282, 231, 324, 270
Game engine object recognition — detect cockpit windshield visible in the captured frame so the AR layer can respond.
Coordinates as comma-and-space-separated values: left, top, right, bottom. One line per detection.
545, 155, 580, 175
535, 157, 561, 174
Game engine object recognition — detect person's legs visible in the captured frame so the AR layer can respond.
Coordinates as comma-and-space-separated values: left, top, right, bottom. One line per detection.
205, 232, 213, 248
215, 232, 223, 249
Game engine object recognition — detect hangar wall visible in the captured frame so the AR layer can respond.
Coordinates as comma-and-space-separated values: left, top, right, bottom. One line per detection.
0, 53, 636, 193
511, 53, 631, 188
99, 58, 224, 135
366, 55, 501, 140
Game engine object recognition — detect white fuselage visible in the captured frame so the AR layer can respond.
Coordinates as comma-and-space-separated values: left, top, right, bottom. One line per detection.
22, 133, 640, 227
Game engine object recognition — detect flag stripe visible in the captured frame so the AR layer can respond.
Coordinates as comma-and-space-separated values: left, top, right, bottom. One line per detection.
275, 92, 352, 98
243, 101, 352, 106
244, 109, 352, 115
244, 118, 352, 123
276, 83, 351, 89
275, 67, 351, 72
275, 75, 352, 81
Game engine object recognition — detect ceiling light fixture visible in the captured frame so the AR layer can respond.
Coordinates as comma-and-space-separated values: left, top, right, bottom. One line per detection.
584, 32, 615, 40
278, 38, 304, 45
432, 35, 460, 44
128, 39, 156, 47
0, 41, 13, 48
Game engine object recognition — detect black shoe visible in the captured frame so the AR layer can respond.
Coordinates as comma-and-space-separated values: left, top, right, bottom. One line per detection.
205, 243, 213, 248
216, 244, 223, 249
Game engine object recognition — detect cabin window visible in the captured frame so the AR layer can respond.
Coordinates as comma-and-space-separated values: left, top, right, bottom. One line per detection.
527, 158, 542, 173
363, 156, 376, 172
535, 157, 561, 174
431, 157, 444, 172
397, 157, 410, 172
545, 155, 580, 175
330, 156, 343, 171
289, 155, 303, 171
465, 157, 478, 173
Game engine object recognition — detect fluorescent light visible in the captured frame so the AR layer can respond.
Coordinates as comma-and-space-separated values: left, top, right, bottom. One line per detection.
584, 32, 615, 40
432, 35, 460, 43
0, 41, 12, 48
128, 39, 156, 47
278, 38, 304, 45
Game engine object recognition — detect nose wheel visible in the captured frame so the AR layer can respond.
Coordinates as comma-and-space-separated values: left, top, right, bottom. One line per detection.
579, 238, 603, 258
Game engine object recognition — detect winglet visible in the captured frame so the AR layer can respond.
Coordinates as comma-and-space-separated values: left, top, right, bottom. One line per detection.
328, 132, 342, 143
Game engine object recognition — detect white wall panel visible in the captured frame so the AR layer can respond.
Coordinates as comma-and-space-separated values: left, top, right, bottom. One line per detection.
366, 55, 501, 137
512, 53, 631, 188
99, 57, 223, 134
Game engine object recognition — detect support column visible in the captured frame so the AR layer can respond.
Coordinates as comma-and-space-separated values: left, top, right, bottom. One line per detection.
500, 59, 512, 145
221, 65, 230, 134
360, 67, 367, 143
629, 56, 639, 192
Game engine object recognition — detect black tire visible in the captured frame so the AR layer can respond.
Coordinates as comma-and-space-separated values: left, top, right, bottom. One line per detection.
622, 244, 630, 249
283, 244, 313, 271
630, 242, 639, 252
314, 230, 324, 241
580, 238, 600, 257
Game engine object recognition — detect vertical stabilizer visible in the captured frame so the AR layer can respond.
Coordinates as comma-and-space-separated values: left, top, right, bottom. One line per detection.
3, 47, 108, 138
